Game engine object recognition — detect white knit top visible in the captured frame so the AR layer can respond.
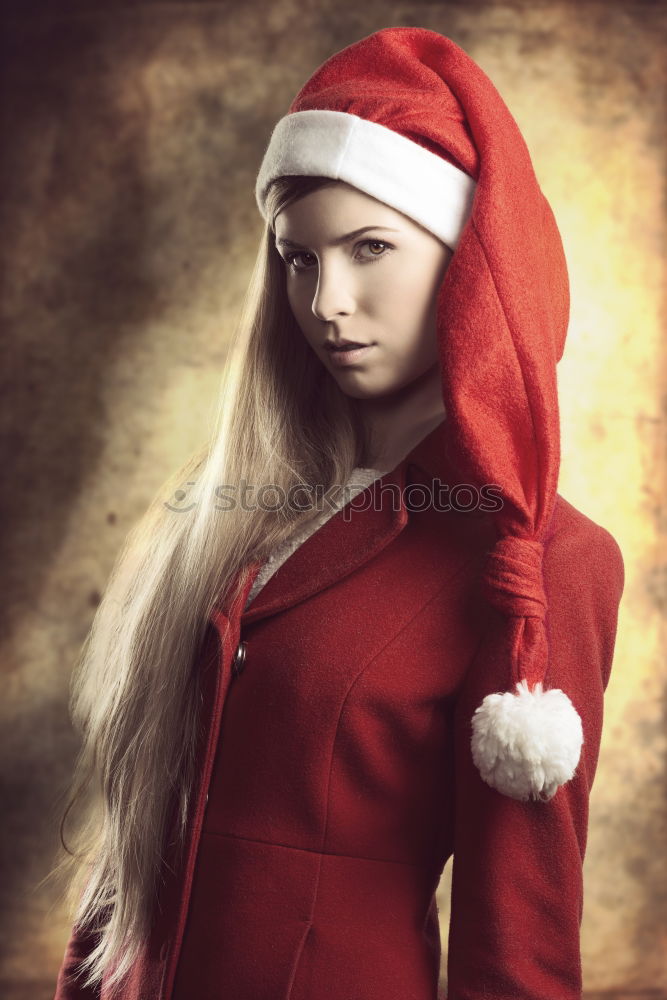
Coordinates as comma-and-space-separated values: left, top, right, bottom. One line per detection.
245, 466, 388, 609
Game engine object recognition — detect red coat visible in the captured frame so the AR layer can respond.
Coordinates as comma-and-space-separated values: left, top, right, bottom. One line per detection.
54, 421, 624, 1000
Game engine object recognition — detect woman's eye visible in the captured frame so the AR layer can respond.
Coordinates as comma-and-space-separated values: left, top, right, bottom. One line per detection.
283, 240, 393, 271
285, 251, 316, 271
356, 240, 392, 261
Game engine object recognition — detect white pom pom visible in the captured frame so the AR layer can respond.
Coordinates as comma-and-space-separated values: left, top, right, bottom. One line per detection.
470, 679, 584, 801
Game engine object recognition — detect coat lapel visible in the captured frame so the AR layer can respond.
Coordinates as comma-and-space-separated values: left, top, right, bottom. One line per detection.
240, 459, 408, 625
237, 418, 463, 626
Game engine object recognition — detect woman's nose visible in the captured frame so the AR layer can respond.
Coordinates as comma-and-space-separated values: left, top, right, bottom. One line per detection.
311, 262, 356, 321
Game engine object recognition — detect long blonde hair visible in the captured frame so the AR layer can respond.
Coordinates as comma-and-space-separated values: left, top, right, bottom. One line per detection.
51, 175, 368, 990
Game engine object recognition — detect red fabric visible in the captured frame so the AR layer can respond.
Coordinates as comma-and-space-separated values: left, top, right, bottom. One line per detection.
54, 421, 625, 1000
289, 26, 570, 710
480, 537, 549, 688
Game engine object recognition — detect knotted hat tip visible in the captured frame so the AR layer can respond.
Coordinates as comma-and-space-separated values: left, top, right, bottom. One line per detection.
470, 679, 584, 802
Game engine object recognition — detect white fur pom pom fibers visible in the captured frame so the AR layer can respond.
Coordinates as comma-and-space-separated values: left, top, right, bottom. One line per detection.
470, 679, 584, 802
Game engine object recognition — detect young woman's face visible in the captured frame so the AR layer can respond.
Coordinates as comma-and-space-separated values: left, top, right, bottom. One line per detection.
273, 182, 453, 399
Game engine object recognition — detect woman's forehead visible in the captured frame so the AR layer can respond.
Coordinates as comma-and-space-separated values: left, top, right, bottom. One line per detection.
274, 183, 417, 245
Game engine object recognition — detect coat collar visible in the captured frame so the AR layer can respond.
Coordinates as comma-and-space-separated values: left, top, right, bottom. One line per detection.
227, 418, 460, 626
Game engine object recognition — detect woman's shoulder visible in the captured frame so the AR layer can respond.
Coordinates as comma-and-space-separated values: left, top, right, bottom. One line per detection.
546, 493, 625, 596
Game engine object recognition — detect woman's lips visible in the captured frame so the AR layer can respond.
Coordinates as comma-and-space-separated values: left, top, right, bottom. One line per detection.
327, 344, 376, 367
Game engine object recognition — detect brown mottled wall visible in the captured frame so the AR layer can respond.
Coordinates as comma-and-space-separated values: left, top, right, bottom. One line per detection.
1, 1, 664, 997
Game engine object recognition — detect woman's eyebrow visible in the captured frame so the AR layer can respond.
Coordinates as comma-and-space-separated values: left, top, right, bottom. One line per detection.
275, 225, 400, 249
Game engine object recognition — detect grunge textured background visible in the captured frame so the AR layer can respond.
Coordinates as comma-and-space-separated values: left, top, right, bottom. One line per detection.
1, 1, 664, 996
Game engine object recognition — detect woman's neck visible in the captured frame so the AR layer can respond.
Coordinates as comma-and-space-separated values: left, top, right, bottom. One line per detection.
357, 362, 446, 471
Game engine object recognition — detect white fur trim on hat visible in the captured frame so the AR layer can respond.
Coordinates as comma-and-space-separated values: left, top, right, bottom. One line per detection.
470, 679, 584, 802
255, 109, 476, 250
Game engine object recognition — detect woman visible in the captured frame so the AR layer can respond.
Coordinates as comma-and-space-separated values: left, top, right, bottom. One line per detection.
53, 26, 624, 1000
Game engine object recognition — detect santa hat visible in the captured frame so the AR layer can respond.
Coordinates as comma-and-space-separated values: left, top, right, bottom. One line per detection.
254, 27, 582, 802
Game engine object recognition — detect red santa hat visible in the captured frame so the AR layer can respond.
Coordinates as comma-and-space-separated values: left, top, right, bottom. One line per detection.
254, 26, 582, 802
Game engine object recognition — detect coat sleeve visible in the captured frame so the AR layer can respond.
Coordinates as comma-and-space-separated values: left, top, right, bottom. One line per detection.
53, 922, 102, 999
445, 513, 624, 1000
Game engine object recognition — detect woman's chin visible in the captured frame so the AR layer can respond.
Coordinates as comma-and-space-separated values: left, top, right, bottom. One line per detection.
334, 378, 404, 401
331, 367, 430, 401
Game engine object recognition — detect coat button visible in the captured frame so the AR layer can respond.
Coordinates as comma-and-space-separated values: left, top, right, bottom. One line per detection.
232, 640, 247, 678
